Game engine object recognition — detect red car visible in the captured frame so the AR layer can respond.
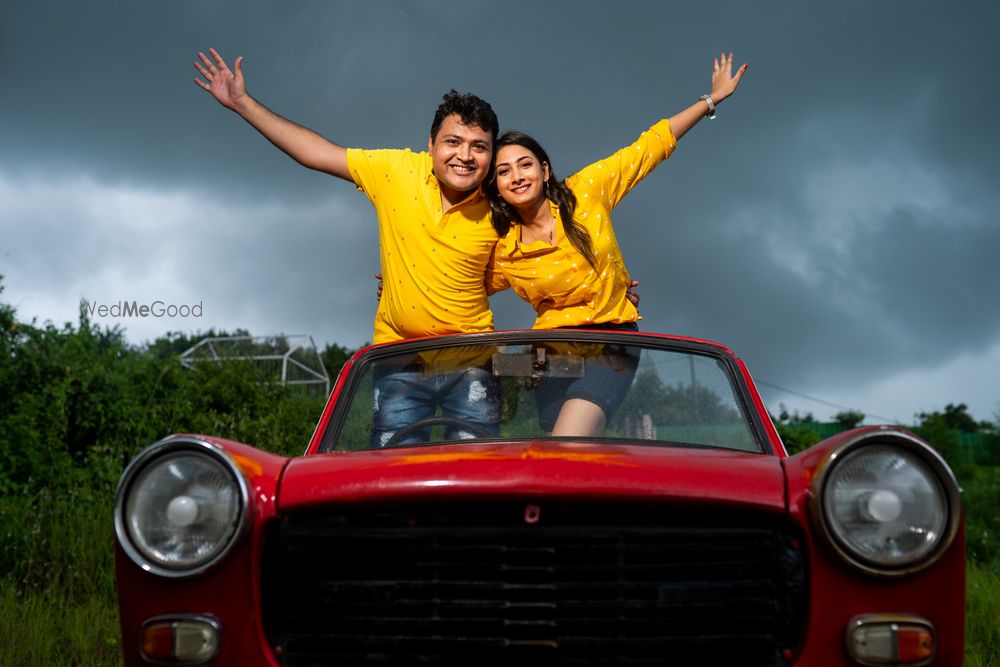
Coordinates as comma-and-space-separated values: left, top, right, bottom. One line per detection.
114, 330, 964, 666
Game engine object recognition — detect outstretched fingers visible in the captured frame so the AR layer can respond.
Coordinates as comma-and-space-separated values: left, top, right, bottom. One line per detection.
193, 51, 218, 89
733, 62, 748, 86
208, 48, 230, 72
197, 51, 218, 75
194, 48, 233, 80
716, 52, 732, 77
232, 55, 244, 85
193, 58, 211, 78
192, 48, 246, 111
709, 51, 749, 101
723, 52, 748, 91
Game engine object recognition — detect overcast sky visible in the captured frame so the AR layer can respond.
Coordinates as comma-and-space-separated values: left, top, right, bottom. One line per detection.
2, 0, 998, 425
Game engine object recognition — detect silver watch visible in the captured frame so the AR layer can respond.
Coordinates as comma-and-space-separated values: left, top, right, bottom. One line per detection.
699, 94, 716, 119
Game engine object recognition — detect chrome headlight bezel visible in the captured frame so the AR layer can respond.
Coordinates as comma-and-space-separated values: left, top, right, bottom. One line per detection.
810, 430, 962, 577
114, 436, 251, 578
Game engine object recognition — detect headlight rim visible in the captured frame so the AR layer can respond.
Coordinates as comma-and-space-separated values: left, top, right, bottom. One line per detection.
810, 429, 962, 577
114, 436, 252, 578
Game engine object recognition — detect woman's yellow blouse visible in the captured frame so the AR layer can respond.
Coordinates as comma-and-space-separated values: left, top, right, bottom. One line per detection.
488, 119, 677, 329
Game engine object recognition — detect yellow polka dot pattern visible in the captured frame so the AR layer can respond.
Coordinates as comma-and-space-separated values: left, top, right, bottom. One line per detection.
347, 148, 498, 343
487, 119, 676, 329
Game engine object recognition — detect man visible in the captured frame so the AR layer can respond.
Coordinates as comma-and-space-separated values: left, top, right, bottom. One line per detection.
194, 48, 501, 445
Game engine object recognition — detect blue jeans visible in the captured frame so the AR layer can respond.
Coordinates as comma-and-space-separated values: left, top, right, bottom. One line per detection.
370, 366, 501, 448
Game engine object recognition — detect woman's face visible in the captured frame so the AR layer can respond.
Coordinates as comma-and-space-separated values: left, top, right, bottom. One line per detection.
494, 144, 550, 210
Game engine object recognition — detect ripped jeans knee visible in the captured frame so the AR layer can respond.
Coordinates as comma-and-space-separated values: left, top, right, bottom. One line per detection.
370, 366, 500, 447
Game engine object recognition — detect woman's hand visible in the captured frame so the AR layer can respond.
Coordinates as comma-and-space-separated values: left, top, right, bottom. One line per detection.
668, 52, 748, 140
710, 52, 748, 105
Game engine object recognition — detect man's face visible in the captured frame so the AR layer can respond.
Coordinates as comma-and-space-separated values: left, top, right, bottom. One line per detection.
428, 114, 493, 199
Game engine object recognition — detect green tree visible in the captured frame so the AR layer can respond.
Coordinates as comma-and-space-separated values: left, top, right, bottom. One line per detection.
918, 403, 982, 433
776, 424, 820, 455
833, 410, 865, 429
660, 383, 740, 425
0, 281, 328, 494
914, 409, 965, 468
775, 403, 815, 425
616, 368, 670, 425
321, 341, 360, 380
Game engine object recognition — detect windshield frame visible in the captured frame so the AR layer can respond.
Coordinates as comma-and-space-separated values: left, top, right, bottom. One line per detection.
317, 330, 774, 455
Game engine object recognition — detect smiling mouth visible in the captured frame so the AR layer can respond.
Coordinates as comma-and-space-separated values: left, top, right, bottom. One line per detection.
510, 184, 530, 194
449, 164, 476, 174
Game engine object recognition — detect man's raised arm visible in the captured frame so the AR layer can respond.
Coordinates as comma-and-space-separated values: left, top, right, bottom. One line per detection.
194, 48, 351, 181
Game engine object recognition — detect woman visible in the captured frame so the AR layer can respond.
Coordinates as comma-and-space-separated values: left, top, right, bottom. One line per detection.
485, 53, 747, 437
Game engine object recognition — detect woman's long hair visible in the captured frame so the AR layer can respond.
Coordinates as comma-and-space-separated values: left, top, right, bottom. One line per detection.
486, 131, 597, 270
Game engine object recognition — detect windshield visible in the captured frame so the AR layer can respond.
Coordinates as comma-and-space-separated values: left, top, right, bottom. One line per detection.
322, 335, 762, 453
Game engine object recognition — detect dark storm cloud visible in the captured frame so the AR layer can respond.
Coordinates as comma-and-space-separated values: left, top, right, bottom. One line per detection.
1, 0, 998, 420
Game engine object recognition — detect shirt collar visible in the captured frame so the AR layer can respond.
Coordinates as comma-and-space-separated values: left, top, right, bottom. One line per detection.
502, 202, 560, 259
425, 170, 486, 206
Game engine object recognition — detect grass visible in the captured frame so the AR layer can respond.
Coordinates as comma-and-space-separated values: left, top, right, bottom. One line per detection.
0, 585, 121, 667
0, 486, 120, 666
966, 559, 1000, 666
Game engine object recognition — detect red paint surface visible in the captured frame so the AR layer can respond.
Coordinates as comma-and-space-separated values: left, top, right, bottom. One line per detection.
116, 337, 965, 666
280, 441, 786, 511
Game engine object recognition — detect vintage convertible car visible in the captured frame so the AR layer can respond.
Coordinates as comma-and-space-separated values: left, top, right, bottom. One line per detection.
113, 330, 964, 666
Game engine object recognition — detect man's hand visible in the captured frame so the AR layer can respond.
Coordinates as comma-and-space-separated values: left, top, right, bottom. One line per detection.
194, 48, 247, 112
625, 279, 640, 307
192, 47, 351, 180
375, 273, 384, 302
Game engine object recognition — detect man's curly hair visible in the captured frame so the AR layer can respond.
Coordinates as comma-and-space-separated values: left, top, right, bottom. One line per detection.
430, 90, 499, 145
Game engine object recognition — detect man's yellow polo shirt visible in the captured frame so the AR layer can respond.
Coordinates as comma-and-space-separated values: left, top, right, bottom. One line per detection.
347, 148, 498, 344
488, 119, 677, 329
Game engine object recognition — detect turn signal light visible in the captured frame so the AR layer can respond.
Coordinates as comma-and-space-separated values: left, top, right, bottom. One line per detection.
139, 616, 220, 664
846, 614, 934, 666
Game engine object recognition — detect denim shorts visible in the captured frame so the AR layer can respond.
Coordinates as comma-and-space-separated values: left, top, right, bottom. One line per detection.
535, 321, 641, 431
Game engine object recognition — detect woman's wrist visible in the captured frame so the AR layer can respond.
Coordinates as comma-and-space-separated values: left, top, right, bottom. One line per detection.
709, 89, 729, 106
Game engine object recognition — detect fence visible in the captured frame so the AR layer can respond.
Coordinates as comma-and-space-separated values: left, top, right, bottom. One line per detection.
785, 422, 996, 465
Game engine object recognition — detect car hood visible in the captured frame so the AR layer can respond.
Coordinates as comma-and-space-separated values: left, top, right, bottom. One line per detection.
277, 441, 786, 513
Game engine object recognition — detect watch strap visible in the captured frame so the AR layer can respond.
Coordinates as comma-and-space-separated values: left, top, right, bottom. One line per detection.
699, 94, 717, 119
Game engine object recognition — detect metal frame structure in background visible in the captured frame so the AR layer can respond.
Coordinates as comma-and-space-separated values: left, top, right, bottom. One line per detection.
179, 334, 330, 395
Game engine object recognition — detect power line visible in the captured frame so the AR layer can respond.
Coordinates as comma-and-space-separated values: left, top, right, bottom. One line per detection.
756, 380, 904, 425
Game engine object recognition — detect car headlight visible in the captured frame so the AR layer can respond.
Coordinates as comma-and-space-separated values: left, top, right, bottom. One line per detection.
813, 431, 961, 576
114, 437, 250, 577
